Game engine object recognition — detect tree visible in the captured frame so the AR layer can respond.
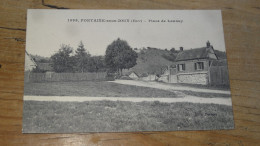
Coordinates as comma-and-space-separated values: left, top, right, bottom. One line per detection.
170, 48, 175, 52
50, 44, 74, 72
75, 41, 90, 72
38, 58, 49, 63
87, 56, 105, 72
105, 38, 138, 75
32, 67, 46, 73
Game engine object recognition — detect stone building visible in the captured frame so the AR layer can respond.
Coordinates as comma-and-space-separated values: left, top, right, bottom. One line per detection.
173, 41, 218, 85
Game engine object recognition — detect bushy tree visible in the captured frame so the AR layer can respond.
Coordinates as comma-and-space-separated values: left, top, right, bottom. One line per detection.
170, 48, 175, 52
87, 56, 105, 72
105, 38, 138, 75
50, 44, 74, 72
32, 67, 46, 73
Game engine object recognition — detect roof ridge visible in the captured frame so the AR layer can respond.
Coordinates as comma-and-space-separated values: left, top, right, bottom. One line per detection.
175, 46, 211, 61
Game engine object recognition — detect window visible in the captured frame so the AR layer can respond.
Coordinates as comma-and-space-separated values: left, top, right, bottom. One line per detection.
195, 62, 204, 70
178, 64, 185, 71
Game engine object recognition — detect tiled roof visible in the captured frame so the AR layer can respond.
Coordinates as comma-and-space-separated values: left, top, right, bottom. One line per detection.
175, 47, 212, 61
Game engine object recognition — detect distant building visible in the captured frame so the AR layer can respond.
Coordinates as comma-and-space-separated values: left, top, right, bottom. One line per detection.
128, 71, 139, 80
24, 51, 37, 71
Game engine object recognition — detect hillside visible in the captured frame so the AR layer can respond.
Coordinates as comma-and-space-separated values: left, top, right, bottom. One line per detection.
123, 47, 178, 76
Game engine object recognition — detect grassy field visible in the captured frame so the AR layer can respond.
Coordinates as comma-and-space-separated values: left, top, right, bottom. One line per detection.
23, 100, 234, 133
24, 81, 181, 97
24, 81, 229, 98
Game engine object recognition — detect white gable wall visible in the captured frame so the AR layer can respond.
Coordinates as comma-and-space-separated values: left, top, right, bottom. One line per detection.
25, 52, 36, 71
129, 73, 139, 80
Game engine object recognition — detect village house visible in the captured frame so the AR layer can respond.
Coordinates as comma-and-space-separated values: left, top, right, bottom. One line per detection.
171, 41, 218, 85
124, 41, 228, 85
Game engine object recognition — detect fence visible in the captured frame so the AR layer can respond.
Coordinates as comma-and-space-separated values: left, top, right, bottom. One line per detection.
209, 66, 230, 86
24, 72, 107, 83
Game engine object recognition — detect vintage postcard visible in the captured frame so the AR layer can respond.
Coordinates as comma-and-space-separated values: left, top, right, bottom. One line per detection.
23, 10, 234, 133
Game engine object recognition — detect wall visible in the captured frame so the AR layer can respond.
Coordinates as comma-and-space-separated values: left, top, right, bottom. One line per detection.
174, 59, 210, 85
169, 75, 177, 83
177, 72, 208, 85
141, 75, 157, 81
158, 75, 168, 82
167, 66, 229, 86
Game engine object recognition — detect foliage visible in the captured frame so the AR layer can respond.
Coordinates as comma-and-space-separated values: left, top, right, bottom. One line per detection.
49, 42, 108, 73
50, 44, 75, 73
74, 41, 90, 72
87, 56, 106, 72
105, 38, 138, 75
31, 55, 50, 63
38, 58, 49, 63
162, 48, 179, 62
32, 67, 46, 73
48, 39, 140, 73
170, 47, 179, 53
162, 53, 177, 62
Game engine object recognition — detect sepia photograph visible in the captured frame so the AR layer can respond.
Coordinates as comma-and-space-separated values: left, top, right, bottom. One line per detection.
23, 10, 234, 133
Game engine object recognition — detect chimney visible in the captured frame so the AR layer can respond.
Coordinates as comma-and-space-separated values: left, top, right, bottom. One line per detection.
206, 41, 210, 47
180, 47, 183, 51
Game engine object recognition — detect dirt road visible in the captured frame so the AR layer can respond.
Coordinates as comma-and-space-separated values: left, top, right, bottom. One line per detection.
110, 80, 231, 95
23, 80, 232, 106
24, 96, 232, 106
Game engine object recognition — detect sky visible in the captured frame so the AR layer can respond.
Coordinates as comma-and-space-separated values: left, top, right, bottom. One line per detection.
26, 10, 226, 57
